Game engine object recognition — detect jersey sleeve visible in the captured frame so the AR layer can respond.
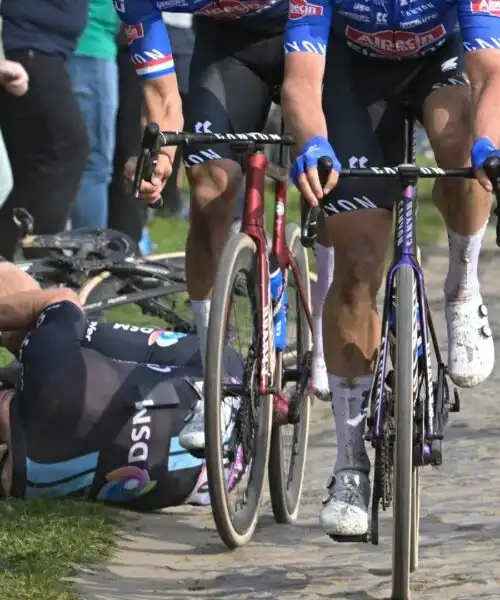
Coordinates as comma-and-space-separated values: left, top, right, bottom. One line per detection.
284, 0, 332, 56
114, 0, 175, 79
458, 0, 500, 53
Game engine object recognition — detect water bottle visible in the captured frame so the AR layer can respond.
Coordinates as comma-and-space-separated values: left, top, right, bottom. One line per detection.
139, 227, 156, 256
269, 255, 288, 352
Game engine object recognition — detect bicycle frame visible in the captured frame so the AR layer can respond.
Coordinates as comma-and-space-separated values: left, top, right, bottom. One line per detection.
243, 148, 313, 397
367, 117, 474, 466
370, 134, 436, 461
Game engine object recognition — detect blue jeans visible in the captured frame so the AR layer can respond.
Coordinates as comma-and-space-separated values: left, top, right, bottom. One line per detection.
67, 56, 118, 228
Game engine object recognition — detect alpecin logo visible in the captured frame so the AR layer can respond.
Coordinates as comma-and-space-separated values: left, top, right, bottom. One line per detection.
345, 24, 446, 57
289, 0, 324, 20
470, 0, 500, 14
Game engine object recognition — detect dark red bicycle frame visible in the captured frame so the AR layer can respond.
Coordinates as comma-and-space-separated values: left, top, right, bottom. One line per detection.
241, 151, 314, 397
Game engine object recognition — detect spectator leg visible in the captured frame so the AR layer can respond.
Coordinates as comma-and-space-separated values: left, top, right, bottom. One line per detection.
108, 46, 146, 244
68, 56, 118, 229
0, 50, 89, 259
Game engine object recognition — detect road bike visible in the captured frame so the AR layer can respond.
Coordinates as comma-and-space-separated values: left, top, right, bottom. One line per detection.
316, 115, 500, 600
11, 208, 194, 331
135, 123, 314, 549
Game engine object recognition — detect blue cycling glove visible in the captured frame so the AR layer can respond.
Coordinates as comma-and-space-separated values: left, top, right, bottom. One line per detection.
471, 137, 500, 170
290, 135, 341, 188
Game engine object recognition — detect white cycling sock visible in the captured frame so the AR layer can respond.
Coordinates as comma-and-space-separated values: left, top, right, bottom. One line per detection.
329, 373, 371, 475
444, 223, 486, 301
312, 244, 334, 390
191, 299, 211, 371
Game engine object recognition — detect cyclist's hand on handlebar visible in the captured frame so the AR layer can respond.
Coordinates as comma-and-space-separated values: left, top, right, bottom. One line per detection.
124, 153, 172, 204
471, 137, 500, 192
290, 136, 341, 207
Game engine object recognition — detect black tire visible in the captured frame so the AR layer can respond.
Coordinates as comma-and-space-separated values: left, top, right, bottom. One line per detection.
205, 233, 273, 549
392, 265, 417, 600
268, 223, 312, 524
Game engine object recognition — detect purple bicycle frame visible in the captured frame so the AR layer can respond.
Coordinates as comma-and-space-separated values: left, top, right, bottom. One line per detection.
369, 177, 435, 449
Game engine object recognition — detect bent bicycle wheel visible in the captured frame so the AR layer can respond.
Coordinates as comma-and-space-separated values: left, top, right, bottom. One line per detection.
268, 223, 312, 524
392, 264, 418, 600
205, 232, 273, 549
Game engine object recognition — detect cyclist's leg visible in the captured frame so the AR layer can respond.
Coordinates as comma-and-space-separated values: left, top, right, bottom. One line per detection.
180, 20, 280, 451
409, 38, 494, 388
318, 40, 407, 537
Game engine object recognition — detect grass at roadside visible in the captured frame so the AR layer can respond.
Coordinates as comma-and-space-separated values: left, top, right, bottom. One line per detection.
0, 500, 121, 600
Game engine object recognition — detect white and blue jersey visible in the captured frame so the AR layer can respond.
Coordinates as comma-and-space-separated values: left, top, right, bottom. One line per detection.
284, 0, 500, 58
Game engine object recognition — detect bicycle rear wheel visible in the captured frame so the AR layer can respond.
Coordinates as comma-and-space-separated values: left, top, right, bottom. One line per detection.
268, 223, 311, 523
392, 264, 418, 600
205, 232, 273, 548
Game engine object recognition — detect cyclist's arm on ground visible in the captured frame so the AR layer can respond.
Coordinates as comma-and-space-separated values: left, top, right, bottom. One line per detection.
281, 0, 332, 149
459, 0, 500, 143
115, 0, 184, 164
0, 288, 81, 333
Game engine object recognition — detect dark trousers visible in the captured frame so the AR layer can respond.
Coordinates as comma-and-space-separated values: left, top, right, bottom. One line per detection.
108, 46, 146, 244
0, 50, 89, 259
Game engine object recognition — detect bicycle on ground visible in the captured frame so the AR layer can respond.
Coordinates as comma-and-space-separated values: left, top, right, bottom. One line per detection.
11, 208, 193, 332
135, 123, 314, 549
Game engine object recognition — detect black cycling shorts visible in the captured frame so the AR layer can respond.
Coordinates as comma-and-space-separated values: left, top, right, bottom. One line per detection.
182, 16, 285, 168
321, 34, 467, 216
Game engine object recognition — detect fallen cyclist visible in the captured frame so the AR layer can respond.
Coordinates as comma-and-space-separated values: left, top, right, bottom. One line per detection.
0, 261, 242, 508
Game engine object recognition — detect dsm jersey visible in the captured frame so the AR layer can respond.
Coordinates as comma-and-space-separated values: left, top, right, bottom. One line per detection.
284, 0, 500, 59
114, 0, 287, 80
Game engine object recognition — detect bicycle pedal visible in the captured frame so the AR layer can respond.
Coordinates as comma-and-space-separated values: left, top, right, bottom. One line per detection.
329, 533, 370, 543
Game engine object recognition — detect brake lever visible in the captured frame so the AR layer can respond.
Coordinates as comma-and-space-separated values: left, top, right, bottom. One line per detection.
482, 155, 500, 248
300, 156, 333, 248
133, 123, 164, 209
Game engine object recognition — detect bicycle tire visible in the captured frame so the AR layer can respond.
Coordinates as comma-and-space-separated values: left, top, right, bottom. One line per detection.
392, 264, 417, 600
268, 223, 311, 524
205, 232, 273, 549
410, 466, 420, 572
78, 272, 119, 306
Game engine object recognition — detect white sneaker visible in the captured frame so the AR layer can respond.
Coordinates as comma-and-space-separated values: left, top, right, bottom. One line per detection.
312, 353, 331, 402
179, 397, 238, 452
445, 294, 494, 388
319, 470, 370, 537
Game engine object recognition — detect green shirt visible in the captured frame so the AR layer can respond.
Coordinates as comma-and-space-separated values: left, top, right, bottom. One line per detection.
75, 0, 120, 60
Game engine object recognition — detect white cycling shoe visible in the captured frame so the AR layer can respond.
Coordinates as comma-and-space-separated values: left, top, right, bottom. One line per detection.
445, 294, 494, 388
179, 397, 237, 452
319, 470, 370, 537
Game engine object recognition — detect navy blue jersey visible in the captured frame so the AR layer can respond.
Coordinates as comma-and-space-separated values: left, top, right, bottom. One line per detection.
9, 302, 242, 511
284, 0, 500, 59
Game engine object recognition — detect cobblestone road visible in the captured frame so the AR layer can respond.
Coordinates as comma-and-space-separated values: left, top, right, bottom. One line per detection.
78, 234, 500, 600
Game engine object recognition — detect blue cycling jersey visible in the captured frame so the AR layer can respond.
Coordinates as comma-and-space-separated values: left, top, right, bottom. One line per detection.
284, 0, 500, 59
113, 0, 287, 80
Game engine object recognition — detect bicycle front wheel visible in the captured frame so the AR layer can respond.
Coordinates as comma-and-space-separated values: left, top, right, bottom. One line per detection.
392, 264, 417, 600
268, 223, 312, 523
205, 232, 273, 549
